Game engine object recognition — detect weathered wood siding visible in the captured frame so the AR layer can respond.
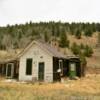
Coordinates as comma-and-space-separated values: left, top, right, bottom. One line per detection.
19, 44, 53, 82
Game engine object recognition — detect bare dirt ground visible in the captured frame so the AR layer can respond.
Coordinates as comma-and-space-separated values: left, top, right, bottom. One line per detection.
0, 75, 100, 100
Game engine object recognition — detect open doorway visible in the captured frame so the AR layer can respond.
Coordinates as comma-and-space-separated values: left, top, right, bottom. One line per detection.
38, 62, 45, 81
6, 63, 14, 78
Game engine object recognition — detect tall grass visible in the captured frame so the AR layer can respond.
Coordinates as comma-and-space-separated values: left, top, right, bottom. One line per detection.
0, 75, 100, 100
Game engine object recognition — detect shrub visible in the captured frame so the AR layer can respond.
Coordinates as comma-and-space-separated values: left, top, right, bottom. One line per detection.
59, 32, 69, 48
84, 45, 93, 57
84, 28, 93, 37
80, 43, 85, 49
71, 42, 81, 55
75, 29, 82, 39
79, 53, 87, 66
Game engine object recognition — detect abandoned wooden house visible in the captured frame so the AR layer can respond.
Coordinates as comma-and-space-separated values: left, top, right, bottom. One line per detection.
0, 40, 85, 82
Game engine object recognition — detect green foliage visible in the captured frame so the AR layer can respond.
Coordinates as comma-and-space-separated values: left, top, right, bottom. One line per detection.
59, 31, 69, 48
0, 22, 99, 50
96, 23, 100, 32
79, 53, 87, 66
75, 29, 82, 39
71, 43, 93, 58
80, 43, 85, 49
84, 28, 93, 37
71, 42, 81, 55
84, 45, 93, 57
44, 31, 49, 42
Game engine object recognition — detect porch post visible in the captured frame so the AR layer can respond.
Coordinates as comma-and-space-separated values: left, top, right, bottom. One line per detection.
1, 65, 3, 75
6, 64, 8, 78
11, 63, 14, 78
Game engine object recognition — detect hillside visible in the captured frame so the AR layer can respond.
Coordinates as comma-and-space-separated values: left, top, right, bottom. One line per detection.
68, 33, 100, 71
0, 22, 100, 73
68, 32, 97, 47
0, 22, 99, 50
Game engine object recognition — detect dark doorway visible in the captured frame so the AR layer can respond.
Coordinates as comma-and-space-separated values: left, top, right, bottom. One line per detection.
6, 63, 14, 78
38, 62, 45, 81
26, 58, 33, 75
53, 57, 62, 82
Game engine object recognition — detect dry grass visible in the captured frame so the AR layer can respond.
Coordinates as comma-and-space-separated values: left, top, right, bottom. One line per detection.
68, 32, 100, 70
0, 33, 99, 100
0, 75, 100, 100
68, 32, 98, 47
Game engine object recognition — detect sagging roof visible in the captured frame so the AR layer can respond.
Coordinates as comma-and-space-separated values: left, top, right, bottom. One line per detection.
0, 50, 20, 64
18, 40, 67, 59
0, 40, 80, 64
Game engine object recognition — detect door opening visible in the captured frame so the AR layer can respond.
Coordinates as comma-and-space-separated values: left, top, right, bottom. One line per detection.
69, 63, 76, 79
6, 63, 14, 78
38, 62, 45, 81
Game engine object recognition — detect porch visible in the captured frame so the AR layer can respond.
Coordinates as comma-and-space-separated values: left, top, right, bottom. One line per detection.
53, 56, 85, 81
0, 60, 19, 79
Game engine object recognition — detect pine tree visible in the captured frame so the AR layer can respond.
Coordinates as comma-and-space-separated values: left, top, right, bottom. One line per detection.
80, 43, 85, 49
84, 28, 93, 37
71, 42, 81, 55
44, 31, 49, 42
59, 31, 69, 48
79, 53, 87, 76
84, 45, 93, 57
79, 53, 87, 66
75, 29, 81, 39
